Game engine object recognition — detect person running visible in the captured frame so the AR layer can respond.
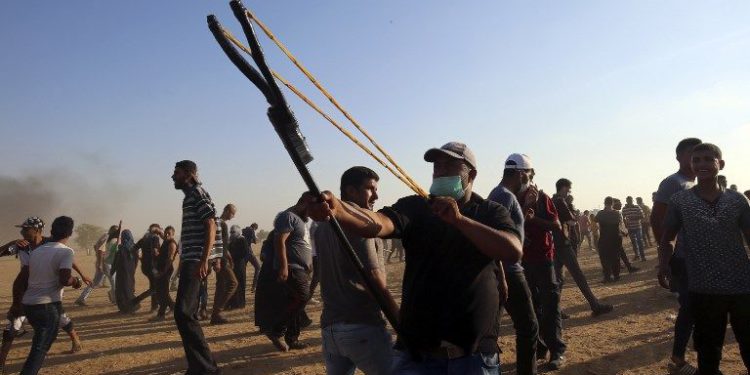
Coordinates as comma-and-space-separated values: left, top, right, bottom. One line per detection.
622, 197, 646, 261
660, 143, 750, 375
519, 168, 567, 371
652, 137, 702, 374
594, 197, 625, 283
0, 217, 88, 374
263, 192, 315, 352
17, 216, 84, 375
552, 179, 613, 317
487, 153, 539, 375
316, 166, 399, 374
150, 226, 177, 321
171, 160, 221, 374
210, 204, 238, 325
635, 197, 653, 247
75, 225, 118, 306
310, 142, 522, 374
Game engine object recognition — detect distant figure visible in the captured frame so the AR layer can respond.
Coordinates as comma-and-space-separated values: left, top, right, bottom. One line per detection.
589, 212, 600, 246
594, 198, 624, 283
387, 239, 404, 263
226, 225, 250, 310
612, 199, 639, 274
150, 226, 177, 321
243, 223, 261, 293
578, 210, 595, 252
745, 190, 750, 200
211, 204, 239, 325
718, 175, 727, 189
133, 224, 162, 312
635, 197, 653, 247
112, 230, 139, 314
730, 184, 738, 191
622, 196, 646, 261
75, 225, 118, 306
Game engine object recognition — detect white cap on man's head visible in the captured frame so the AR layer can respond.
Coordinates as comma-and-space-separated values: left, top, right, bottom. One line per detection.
504, 153, 533, 170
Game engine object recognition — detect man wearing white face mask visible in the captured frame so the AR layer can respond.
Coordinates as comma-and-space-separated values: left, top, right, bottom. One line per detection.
309, 142, 522, 375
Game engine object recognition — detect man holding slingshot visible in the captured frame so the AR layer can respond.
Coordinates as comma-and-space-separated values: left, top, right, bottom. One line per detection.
310, 142, 522, 374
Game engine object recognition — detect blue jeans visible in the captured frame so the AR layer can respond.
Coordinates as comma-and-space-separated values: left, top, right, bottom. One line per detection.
628, 228, 646, 260
321, 323, 393, 375
20, 302, 62, 375
391, 350, 500, 375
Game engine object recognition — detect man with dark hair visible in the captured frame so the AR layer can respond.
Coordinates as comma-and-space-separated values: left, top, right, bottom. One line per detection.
210, 204, 239, 325
265, 192, 315, 352
635, 197, 653, 247
622, 197, 646, 261
578, 210, 594, 252
652, 137, 701, 373
661, 143, 750, 374
552, 179, 613, 318
594, 197, 624, 282
133, 224, 162, 312
487, 153, 539, 375
310, 142, 522, 374
171, 160, 221, 374
18, 216, 83, 375
612, 199, 639, 274
150, 226, 177, 322
317, 166, 399, 374
520, 168, 566, 371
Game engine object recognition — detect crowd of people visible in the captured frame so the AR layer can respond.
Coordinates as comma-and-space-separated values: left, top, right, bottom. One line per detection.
0, 138, 748, 375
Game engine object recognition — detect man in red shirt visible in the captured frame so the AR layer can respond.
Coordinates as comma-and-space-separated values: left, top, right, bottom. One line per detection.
520, 169, 567, 370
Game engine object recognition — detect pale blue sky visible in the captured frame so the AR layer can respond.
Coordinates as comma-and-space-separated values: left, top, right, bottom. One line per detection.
2, 1, 749, 235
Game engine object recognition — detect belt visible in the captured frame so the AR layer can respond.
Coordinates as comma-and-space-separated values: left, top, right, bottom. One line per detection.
419, 341, 468, 360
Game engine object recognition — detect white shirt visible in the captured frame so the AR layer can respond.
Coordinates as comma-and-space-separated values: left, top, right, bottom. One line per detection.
21, 242, 74, 305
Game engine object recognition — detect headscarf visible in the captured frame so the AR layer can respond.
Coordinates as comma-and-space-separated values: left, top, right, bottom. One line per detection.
119, 229, 135, 255
230, 225, 243, 242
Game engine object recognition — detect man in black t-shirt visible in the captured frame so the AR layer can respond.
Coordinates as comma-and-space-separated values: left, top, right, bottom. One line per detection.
311, 142, 522, 374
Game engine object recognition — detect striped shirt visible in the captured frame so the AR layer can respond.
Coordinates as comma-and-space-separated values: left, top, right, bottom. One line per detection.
180, 184, 222, 262
621, 204, 644, 230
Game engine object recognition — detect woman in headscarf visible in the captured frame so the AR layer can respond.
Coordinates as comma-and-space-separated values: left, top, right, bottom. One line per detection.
111, 229, 139, 313
227, 225, 249, 309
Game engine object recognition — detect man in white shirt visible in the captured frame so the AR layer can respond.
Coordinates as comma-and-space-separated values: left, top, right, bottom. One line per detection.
18, 216, 83, 375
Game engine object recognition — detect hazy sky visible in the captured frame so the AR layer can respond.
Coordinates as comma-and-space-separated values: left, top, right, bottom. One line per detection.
2, 1, 749, 241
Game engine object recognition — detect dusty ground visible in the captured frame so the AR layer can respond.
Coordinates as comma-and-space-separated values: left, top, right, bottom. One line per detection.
0, 245, 746, 375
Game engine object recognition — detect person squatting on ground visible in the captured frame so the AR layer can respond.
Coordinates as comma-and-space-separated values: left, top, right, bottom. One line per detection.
316, 166, 399, 375
659, 143, 750, 375
552, 178, 613, 317
652, 137, 702, 374
16, 216, 84, 375
487, 153, 540, 374
150, 226, 177, 321
171, 160, 221, 374
263, 192, 315, 352
310, 142, 523, 375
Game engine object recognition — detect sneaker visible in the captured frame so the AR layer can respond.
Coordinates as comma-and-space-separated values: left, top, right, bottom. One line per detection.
592, 304, 614, 317
548, 355, 565, 370
265, 335, 289, 352
14, 328, 28, 338
286, 340, 309, 350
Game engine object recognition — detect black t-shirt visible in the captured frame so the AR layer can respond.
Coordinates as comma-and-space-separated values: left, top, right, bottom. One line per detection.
156, 239, 176, 271
379, 193, 520, 354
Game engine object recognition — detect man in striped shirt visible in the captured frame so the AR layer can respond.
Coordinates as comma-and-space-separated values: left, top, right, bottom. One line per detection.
172, 160, 221, 374
622, 196, 646, 261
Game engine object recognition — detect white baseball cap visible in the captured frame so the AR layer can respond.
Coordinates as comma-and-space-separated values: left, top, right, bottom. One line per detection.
504, 153, 533, 170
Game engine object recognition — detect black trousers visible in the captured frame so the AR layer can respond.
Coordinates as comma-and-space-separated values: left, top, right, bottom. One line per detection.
270, 268, 311, 344
554, 241, 600, 310
174, 261, 218, 374
524, 261, 566, 359
502, 269, 539, 375
309, 256, 320, 297
691, 293, 750, 375
156, 269, 174, 316
596, 238, 621, 280
142, 259, 157, 310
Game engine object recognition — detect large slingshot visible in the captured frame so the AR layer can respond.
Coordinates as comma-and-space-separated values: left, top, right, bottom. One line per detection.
207, 0, 421, 334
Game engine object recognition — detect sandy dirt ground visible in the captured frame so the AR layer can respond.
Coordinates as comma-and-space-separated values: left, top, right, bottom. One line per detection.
0, 244, 746, 375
